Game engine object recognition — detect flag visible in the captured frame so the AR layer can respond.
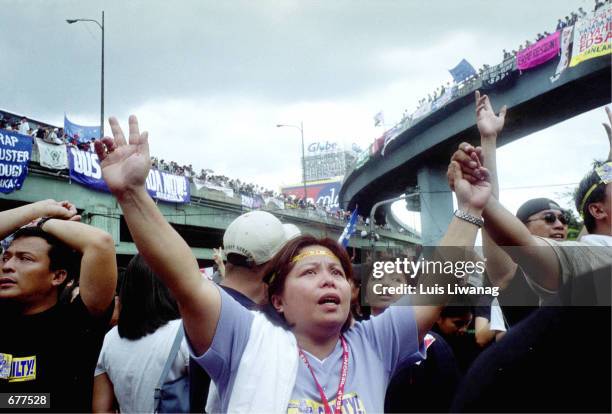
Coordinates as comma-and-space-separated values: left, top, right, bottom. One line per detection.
373, 111, 384, 127
338, 209, 359, 247
64, 114, 101, 144
449, 59, 477, 83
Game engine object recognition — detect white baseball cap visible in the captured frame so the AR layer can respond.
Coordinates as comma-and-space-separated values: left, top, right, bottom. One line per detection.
223, 211, 300, 265
282, 223, 301, 241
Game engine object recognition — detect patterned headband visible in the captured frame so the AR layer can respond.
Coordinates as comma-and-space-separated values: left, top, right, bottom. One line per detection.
290, 249, 338, 264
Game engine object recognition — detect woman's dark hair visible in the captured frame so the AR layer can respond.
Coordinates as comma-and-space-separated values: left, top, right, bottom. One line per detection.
575, 161, 607, 233
261, 234, 354, 332
117, 254, 180, 340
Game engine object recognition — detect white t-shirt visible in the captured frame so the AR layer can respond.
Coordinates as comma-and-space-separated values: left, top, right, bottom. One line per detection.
489, 298, 507, 332
95, 319, 189, 413
18, 121, 29, 134
579, 233, 612, 246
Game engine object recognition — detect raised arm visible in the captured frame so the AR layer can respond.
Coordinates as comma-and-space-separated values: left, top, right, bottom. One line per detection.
412, 158, 491, 342
96, 116, 220, 355
0, 199, 78, 240
472, 91, 518, 289
39, 218, 117, 316
452, 146, 561, 291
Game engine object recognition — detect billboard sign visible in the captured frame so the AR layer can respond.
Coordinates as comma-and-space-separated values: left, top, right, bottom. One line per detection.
281, 179, 341, 209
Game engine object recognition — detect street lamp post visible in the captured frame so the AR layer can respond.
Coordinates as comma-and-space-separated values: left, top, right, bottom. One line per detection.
368, 192, 420, 249
66, 11, 105, 138
276, 122, 308, 203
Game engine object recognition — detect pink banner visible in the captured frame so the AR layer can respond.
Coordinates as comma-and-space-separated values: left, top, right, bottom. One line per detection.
517, 31, 561, 70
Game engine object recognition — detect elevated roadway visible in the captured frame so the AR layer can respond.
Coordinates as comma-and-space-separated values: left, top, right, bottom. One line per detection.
340, 55, 611, 245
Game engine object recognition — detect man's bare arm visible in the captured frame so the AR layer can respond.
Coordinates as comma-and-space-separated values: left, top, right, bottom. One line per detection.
40, 219, 117, 316
0, 199, 78, 240
473, 91, 518, 289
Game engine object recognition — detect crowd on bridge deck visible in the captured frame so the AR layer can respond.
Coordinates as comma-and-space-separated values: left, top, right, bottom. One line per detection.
382, 0, 611, 157
1, 110, 375, 227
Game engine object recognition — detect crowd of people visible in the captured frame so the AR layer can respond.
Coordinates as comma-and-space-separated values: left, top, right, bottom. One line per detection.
1, 3, 610, 409
0, 114, 101, 152
379, 0, 609, 163
1, 91, 610, 412
1, 112, 362, 224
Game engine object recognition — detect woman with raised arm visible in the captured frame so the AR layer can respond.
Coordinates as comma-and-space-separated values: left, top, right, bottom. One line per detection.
95, 115, 491, 413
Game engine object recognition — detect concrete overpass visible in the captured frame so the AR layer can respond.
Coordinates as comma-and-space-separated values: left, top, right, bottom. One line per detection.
340, 55, 611, 245
0, 164, 419, 267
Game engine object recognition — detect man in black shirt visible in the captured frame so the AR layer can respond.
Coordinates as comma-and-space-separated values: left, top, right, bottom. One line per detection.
0, 200, 116, 412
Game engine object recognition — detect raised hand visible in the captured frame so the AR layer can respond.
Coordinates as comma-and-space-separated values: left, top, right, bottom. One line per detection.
447, 144, 491, 212
32, 199, 79, 220
212, 247, 224, 266
475, 90, 507, 139
95, 116, 150, 197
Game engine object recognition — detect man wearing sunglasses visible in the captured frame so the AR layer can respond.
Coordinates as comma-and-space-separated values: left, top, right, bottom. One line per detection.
517, 198, 569, 241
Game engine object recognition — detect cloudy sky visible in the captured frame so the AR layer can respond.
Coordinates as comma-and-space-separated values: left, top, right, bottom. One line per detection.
2, 0, 610, 228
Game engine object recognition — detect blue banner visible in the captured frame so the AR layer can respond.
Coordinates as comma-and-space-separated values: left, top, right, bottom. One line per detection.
64, 115, 101, 144
449, 58, 477, 83
67, 147, 191, 203
0, 129, 32, 194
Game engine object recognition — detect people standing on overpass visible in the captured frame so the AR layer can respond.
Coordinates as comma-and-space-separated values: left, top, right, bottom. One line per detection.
0, 199, 117, 412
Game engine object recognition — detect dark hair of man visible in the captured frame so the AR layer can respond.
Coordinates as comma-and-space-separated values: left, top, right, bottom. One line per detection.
440, 294, 474, 318
117, 254, 180, 340
262, 235, 353, 332
226, 253, 254, 269
11, 226, 81, 294
574, 161, 606, 233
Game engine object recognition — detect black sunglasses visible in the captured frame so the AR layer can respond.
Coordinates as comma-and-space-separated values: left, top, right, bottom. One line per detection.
526, 212, 569, 225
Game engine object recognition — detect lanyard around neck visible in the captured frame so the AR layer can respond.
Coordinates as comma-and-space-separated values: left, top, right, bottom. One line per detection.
298, 336, 349, 414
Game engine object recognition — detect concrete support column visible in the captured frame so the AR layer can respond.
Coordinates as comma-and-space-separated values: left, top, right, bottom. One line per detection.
85, 206, 120, 246
417, 162, 454, 246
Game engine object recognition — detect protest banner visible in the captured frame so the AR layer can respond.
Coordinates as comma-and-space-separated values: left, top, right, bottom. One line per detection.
64, 115, 101, 144
482, 59, 518, 89
431, 87, 454, 110
67, 147, 190, 203
551, 26, 574, 82
193, 178, 235, 197
264, 196, 285, 210
517, 31, 560, 70
570, 4, 612, 67
0, 129, 32, 194
353, 147, 370, 170
380, 124, 404, 156
35, 138, 68, 170
240, 194, 264, 209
